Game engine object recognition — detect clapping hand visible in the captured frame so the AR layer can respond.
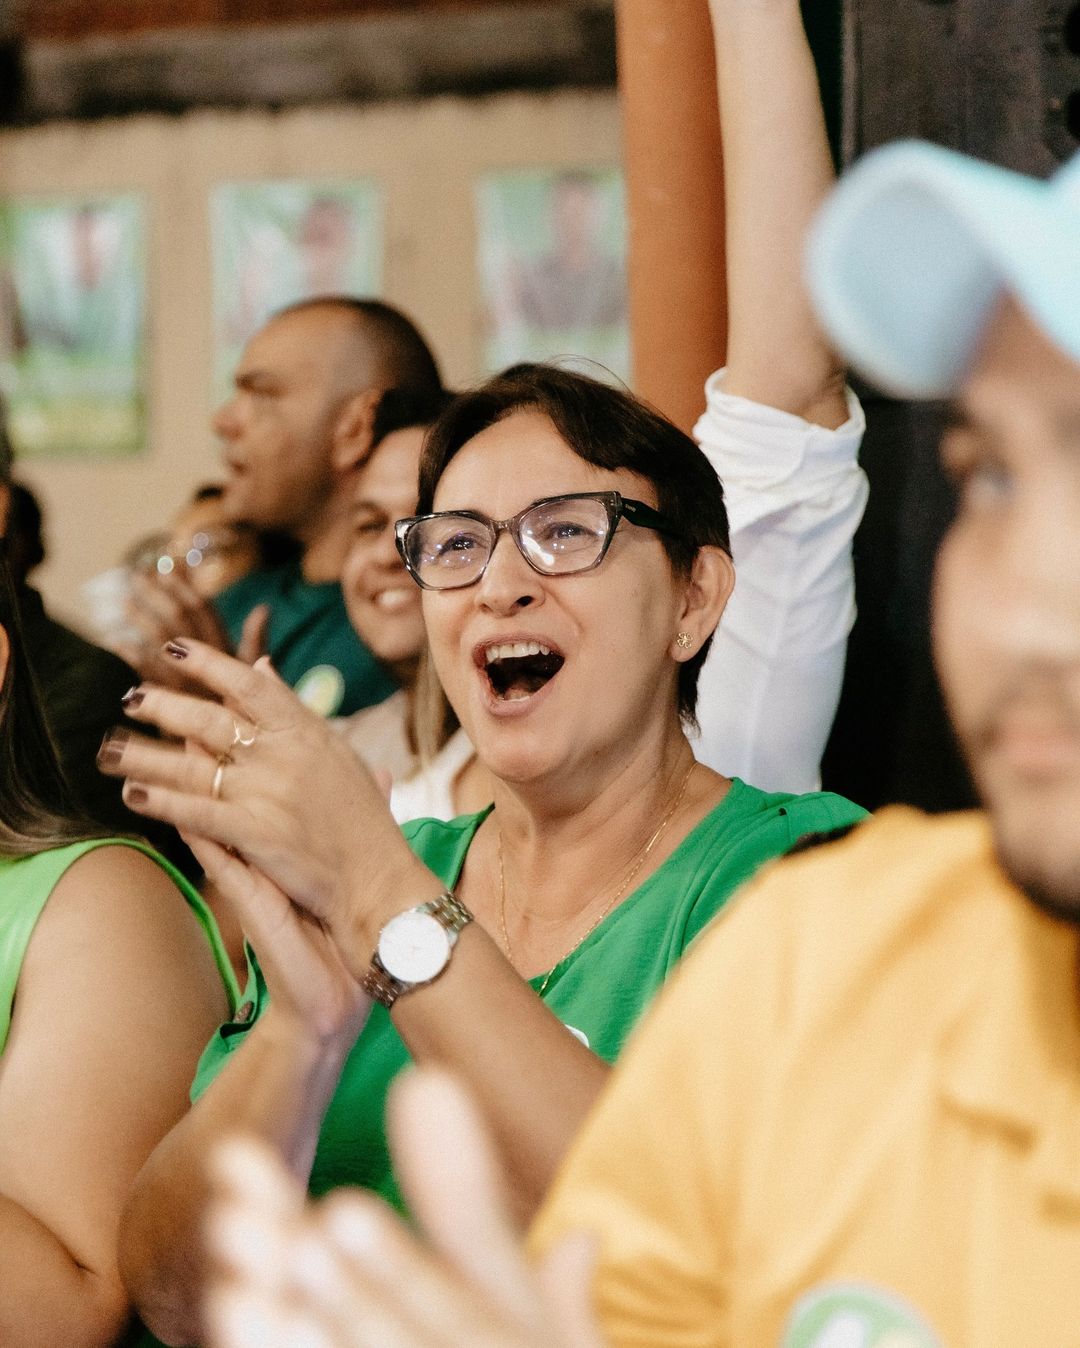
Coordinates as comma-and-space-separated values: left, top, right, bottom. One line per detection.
186, 832, 373, 1048
205, 1071, 604, 1348
98, 639, 430, 971
120, 565, 270, 691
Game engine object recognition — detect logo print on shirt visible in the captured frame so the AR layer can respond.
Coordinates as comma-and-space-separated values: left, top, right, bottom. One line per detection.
783, 1283, 942, 1348
295, 664, 346, 717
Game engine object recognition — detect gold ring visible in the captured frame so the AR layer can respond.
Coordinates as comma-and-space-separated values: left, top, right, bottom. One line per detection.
211, 753, 230, 800
231, 720, 257, 750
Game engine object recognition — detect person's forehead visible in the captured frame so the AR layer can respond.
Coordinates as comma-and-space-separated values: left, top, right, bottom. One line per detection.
433, 409, 657, 508
243, 308, 356, 375
355, 429, 425, 505
959, 297, 1080, 430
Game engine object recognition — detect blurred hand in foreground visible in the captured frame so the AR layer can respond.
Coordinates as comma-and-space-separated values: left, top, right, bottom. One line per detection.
120, 567, 271, 692
205, 1070, 603, 1348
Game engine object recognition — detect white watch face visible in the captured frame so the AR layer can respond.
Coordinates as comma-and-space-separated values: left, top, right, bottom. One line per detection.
378, 910, 452, 984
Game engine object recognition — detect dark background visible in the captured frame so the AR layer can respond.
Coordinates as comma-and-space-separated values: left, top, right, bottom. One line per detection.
814, 0, 1072, 811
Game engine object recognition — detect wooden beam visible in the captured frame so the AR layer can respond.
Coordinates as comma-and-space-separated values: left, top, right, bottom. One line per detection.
8, 2, 616, 124
26, 0, 544, 43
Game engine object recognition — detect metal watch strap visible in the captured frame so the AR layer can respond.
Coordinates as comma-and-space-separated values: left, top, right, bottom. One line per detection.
362, 955, 408, 1009
421, 890, 472, 936
361, 891, 473, 1009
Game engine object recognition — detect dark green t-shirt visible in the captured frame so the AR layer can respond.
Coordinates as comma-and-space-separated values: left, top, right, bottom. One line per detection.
192, 779, 867, 1208
214, 562, 396, 718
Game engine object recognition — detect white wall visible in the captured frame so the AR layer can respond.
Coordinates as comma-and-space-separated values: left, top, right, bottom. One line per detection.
0, 89, 621, 621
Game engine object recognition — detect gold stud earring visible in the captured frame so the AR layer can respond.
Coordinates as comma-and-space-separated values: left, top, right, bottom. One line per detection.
675, 632, 694, 650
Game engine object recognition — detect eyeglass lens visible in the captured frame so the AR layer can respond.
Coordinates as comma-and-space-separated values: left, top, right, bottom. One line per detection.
406, 496, 614, 589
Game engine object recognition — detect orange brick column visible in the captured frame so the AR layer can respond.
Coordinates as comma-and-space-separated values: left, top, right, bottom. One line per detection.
616, 0, 727, 435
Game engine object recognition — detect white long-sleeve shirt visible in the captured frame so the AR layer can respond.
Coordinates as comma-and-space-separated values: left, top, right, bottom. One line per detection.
690, 370, 868, 793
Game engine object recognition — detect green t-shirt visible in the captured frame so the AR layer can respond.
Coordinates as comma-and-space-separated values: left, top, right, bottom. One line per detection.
193, 779, 867, 1208
214, 562, 397, 718
0, 837, 239, 1054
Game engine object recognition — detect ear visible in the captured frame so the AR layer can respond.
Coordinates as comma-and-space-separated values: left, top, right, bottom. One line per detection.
0, 483, 11, 536
330, 389, 383, 474
0, 621, 11, 691
669, 546, 735, 663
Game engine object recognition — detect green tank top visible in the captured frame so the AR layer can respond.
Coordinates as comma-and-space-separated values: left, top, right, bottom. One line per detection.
193, 779, 867, 1207
0, 837, 239, 1053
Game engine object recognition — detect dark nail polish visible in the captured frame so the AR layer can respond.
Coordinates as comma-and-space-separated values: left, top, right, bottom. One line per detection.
126, 785, 148, 806
97, 729, 129, 768
164, 640, 189, 660
121, 685, 145, 710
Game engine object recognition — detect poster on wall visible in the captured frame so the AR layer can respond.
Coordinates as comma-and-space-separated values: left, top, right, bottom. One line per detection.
211, 179, 383, 394
476, 167, 630, 382
0, 193, 147, 459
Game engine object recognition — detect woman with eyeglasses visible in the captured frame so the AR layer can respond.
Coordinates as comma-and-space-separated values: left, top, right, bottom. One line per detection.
338, 333, 866, 822
0, 540, 237, 1344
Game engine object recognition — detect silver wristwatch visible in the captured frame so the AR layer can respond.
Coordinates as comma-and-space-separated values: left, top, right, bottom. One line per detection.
361, 892, 473, 1009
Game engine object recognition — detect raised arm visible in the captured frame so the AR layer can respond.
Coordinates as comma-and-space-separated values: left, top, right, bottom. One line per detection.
711, 0, 847, 426
0, 846, 226, 1346
692, 0, 868, 792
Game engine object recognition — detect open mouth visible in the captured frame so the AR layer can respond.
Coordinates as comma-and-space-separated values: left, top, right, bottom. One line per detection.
482, 640, 565, 703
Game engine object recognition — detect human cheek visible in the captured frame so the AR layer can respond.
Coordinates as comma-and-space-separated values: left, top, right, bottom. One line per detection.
609, 566, 679, 663
342, 551, 367, 619
242, 397, 285, 459
932, 524, 994, 734
421, 593, 466, 693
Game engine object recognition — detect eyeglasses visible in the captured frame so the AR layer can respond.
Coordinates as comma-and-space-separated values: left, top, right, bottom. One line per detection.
395, 491, 682, 592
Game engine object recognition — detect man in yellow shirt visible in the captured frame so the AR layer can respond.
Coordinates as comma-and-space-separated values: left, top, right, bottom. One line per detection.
530, 131, 1080, 1340
528, 148, 1080, 1344
197, 23, 1080, 1348
529, 806, 1080, 1346
531, 117, 1080, 1341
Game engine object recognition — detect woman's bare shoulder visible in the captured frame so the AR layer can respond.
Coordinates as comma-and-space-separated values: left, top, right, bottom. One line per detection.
20, 842, 225, 1011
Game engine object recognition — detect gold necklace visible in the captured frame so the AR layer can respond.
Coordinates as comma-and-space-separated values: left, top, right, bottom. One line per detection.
498, 757, 697, 995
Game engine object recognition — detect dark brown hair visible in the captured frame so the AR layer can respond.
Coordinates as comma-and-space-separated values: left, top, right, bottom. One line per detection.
0, 545, 106, 856
372, 385, 456, 451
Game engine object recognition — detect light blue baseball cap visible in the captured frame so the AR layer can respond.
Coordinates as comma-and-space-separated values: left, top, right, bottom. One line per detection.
807, 140, 1080, 398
